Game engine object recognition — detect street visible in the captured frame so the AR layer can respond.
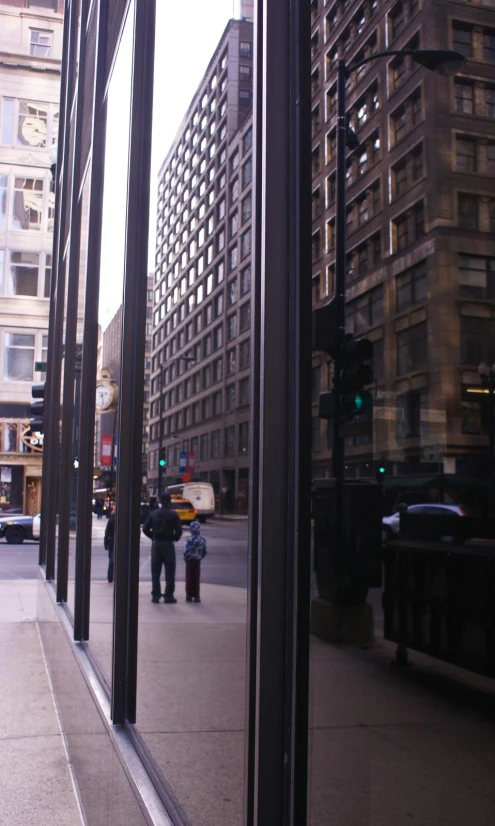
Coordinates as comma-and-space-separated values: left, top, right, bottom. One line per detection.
0, 516, 249, 588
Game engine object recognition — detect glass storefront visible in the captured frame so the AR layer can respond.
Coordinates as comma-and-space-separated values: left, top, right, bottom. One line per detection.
38, 0, 495, 824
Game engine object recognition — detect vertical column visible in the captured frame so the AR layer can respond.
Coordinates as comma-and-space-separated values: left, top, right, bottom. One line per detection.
111, 0, 156, 726
247, 0, 312, 822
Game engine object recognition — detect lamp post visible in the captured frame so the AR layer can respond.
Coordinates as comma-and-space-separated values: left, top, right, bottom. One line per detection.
478, 361, 495, 477
157, 354, 196, 495
332, 48, 466, 487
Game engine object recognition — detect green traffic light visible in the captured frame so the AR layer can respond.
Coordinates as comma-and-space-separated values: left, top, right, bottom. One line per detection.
378, 466, 386, 474
159, 459, 166, 467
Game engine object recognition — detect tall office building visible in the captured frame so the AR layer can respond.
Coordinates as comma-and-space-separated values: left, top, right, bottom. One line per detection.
149, 19, 253, 512
310, 0, 495, 481
0, 0, 63, 514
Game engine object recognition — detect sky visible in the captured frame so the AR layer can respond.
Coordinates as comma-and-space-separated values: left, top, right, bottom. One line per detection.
99, 0, 238, 327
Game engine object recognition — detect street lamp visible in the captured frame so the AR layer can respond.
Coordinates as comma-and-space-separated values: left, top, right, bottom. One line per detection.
157, 354, 196, 495
332, 48, 466, 486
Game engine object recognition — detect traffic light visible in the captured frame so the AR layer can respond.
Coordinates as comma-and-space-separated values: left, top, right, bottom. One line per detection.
376, 460, 387, 483
340, 335, 374, 421
28, 383, 46, 434
158, 447, 167, 468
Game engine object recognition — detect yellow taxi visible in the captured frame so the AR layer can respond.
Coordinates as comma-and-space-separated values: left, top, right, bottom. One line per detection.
169, 497, 197, 525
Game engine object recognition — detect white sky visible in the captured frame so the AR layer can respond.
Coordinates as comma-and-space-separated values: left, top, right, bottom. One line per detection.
98, 0, 238, 327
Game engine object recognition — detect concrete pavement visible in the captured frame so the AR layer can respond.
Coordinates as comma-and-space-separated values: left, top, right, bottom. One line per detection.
0, 580, 83, 826
3, 570, 495, 825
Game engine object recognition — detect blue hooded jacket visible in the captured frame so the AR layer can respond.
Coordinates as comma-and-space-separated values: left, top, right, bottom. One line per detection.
183, 521, 207, 562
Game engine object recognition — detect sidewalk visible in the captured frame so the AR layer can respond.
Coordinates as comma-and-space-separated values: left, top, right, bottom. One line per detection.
0, 580, 83, 826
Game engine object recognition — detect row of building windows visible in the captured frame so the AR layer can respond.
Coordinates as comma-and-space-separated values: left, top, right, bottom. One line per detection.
150, 379, 251, 446
151, 420, 250, 469
151, 337, 251, 408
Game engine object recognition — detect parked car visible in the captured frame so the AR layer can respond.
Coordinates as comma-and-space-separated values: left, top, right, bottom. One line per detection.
382, 503, 470, 543
0, 513, 40, 544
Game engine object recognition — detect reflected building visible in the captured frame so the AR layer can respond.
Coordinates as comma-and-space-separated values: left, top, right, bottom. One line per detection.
149, 19, 253, 513
0, 0, 63, 513
310, 0, 495, 481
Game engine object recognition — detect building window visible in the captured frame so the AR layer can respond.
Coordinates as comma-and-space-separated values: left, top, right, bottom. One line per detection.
239, 90, 251, 106
454, 81, 474, 115
211, 430, 221, 459
30, 29, 52, 57
226, 383, 236, 411
224, 426, 235, 457
461, 317, 495, 364
228, 279, 238, 306
346, 285, 384, 334
239, 377, 249, 406
240, 41, 252, 58
240, 303, 250, 332
242, 128, 252, 154
396, 390, 428, 439
13, 177, 43, 230
227, 314, 237, 340
241, 265, 251, 295
459, 254, 495, 298
239, 422, 249, 455
456, 136, 476, 171
239, 340, 250, 369
241, 230, 251, 259
7, 252, 40, 296
392, 201, 424, 252
397, 322, 427, 374
4, 332, 35, 381
458, 194, 478, 229
484, 28, 495, 61
227, 348, 236, 375
241, 194, 251, 223
242, 158, 252, 188
397, 260, 427, 310
452, 23, 473, 57
240, 65, 252, 81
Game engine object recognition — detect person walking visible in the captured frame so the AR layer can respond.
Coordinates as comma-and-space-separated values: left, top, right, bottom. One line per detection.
104, 508, 116, 583
96, 499, 104, 519
183, 520, 207, 603
142, 491, 182, 603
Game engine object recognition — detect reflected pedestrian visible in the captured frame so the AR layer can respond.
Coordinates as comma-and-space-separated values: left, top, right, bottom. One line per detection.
142, 491, 182, 603
104, 508, 115, 584
183, 520, 207, 603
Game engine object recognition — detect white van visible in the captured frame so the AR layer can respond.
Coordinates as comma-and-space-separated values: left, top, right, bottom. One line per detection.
166, 482, 215, 522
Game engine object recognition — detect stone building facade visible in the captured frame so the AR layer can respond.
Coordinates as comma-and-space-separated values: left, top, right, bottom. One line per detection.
149, 19, 253, 512
310, 0, 495, 480
0, 0, 63, 513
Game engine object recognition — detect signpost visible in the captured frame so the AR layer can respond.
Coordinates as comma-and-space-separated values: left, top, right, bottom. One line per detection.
187, 451, 195, 473
179, 451, 187, 473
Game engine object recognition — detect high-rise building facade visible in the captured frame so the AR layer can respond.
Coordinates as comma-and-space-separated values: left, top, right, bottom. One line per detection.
149, 19, 253, 512
310, 0, 495, 482
0, 0, 63, 514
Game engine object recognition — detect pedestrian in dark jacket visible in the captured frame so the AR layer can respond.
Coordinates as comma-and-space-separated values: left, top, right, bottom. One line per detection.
104, 509, 115, 583
183, 520, 207, 603
142, 491, 182, 603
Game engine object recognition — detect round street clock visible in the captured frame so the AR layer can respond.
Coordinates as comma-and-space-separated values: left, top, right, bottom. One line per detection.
95, 368, 119, 413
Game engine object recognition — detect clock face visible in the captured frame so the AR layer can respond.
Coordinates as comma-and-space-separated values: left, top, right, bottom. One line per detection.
96, 384, 112, 410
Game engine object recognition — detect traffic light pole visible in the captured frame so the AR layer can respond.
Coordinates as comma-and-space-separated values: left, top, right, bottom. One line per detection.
332, 60, 347, 489
158, 364, 165, 495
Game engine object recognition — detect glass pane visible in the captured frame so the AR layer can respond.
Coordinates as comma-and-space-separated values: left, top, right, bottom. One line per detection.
87, 1, 135, 681
137, 2, 251, 823
308, 2, 495, 824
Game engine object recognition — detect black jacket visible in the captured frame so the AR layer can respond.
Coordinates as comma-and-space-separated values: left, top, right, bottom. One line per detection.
142, 506, 182, 543
104, 514, 115, 551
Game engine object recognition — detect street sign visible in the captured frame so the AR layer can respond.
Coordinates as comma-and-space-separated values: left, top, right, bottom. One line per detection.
179, 451, 187, 473
187, 451, 195, 472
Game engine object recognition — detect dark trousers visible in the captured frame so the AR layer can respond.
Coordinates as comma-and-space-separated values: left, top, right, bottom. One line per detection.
185, 560, 201, 599
151, 541, 176, 598
107, 548, 114, 583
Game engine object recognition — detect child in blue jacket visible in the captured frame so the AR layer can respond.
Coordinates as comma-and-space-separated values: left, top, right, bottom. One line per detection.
183, 520, 207, 603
